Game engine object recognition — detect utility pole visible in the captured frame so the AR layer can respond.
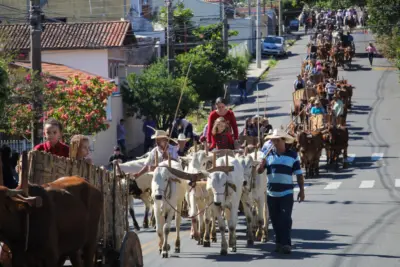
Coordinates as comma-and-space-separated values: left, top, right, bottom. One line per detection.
220, 0, 228, 55
256, 0, 261, 68
278, 0, 282, 36
247, 0, 251, 17
30, 0, 43, 146
166, 0, 174, 74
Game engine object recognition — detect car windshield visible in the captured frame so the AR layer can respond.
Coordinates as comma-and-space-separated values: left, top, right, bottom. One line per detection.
264, 37, 283, 44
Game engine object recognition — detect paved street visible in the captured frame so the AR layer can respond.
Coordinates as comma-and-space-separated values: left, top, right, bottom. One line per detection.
130, 30, 400, 267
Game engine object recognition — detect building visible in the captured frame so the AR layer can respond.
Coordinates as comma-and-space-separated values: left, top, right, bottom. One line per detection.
0, 20, 153, 165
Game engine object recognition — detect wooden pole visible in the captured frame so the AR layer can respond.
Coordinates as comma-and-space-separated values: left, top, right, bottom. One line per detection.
20, 151, 29, 194
168, 153, 171, 167
205, 141, 209, 156
225, 151, 229, 166
155, 150, 159, 166
194, 141, 198, 152
212, 152, 216, 168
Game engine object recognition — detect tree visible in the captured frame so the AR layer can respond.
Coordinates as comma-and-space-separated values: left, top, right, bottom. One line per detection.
158, 2, 196, 45
366, 0, 400, 36
0, 59, 9, 119
121, 58, 199, 129
4, 70, 116, 142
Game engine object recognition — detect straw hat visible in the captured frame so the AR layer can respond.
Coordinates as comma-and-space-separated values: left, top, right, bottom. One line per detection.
176, 133, 190, 142
264, 129, 295, 144
314, 99, 321, 104
309, 96, 316, 102
147, 125, 177, 143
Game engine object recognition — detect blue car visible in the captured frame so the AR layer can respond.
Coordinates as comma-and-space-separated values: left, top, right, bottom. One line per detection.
289, 19, 300, 31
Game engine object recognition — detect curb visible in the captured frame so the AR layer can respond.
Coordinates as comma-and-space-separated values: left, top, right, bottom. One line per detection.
248, 64, 271, 93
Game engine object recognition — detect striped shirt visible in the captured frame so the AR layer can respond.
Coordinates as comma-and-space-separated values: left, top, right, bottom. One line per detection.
265, 149, 303, 197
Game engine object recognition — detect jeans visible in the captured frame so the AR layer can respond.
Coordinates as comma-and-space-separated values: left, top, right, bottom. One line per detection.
368, 53, 374, 65
117, 139, 127, 155
239, 88, 247, 101
267, 194, 294, 246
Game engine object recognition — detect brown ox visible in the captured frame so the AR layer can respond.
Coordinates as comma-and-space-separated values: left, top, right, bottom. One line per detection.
316, 83, 326, 98
323, 126, 349, 169
296, 131, 324, 177
0, 176, 103, 267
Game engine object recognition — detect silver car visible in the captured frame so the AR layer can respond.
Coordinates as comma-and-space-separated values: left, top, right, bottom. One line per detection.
262, 36, 287, 56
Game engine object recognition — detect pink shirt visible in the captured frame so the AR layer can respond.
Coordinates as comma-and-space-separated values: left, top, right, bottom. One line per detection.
366, 46, 377, 53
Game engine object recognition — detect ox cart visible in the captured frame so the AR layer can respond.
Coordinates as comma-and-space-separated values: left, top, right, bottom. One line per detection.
0, 150, 143, 267
291, 88, 317, 124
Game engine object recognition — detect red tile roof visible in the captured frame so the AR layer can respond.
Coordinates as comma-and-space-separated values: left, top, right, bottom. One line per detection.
10, 61, 111, 82
0, 21, 135, 51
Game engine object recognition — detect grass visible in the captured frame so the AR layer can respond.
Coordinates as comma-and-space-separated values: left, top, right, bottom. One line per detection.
186, 108, 208, 134
287, 39, 296, 46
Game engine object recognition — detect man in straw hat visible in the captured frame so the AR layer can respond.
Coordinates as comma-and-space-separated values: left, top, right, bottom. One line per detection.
132, 128, 179, 179
176, 133, 190, 156
257, 129, 305, 254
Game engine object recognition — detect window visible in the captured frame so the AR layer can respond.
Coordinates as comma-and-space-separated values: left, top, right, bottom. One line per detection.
264, 37, 283, 44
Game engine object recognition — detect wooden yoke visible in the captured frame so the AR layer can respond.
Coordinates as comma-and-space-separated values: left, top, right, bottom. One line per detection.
207, 150, 234, 174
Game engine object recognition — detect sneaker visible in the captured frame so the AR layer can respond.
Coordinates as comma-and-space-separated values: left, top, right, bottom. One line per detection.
282, 245, 292, 254
274, 243, 282, 252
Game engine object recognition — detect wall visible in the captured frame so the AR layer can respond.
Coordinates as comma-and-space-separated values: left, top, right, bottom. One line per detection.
41, 49, 109, 78
90, 95, 124, 166
151, 0, 219, 22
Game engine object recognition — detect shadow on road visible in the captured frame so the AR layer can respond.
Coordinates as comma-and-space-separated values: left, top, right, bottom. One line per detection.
178, 229, 353, 261
345, 64, 372, 71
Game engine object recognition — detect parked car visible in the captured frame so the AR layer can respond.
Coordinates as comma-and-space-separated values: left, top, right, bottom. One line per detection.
262, 36, 287, 57
289, 19, 300, 31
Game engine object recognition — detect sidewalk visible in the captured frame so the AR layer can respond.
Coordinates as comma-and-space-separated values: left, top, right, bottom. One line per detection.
229, 58, 270, 105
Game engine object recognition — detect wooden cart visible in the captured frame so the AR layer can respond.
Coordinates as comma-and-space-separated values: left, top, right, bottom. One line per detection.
7, 150, 143, 267
291, 88, 317, 124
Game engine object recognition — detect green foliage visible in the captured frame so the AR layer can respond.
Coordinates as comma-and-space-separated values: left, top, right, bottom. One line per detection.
121, 58, 199, 129
0, 58, 9, 119
158, 2, 196, 44
366, 0, 400, 36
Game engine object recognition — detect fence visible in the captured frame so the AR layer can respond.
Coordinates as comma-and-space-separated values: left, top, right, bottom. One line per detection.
0, 139, 32, 153
229, 41, 251, 58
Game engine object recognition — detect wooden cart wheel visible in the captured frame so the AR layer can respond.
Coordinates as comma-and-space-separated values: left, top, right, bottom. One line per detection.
119, 231, 143, 267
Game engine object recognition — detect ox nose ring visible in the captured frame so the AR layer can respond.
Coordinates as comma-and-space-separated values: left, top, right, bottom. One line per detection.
214, 202, 221, 206
155, 195, 163, 200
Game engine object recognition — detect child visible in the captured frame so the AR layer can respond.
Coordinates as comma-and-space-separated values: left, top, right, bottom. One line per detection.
34, 118, 69, 157
210, 117, 234, 150
69, 134, 92, 164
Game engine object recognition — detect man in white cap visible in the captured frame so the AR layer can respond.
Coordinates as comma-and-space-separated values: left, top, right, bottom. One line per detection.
257, 129, 305, 254
176, 133, 190, 156
132, 129, 179, 178
325, 78, 337, 101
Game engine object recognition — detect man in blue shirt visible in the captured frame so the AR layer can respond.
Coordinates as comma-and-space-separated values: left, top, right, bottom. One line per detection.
257, 129, 305, 254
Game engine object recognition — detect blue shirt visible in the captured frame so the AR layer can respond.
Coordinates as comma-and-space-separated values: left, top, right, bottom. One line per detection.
311, 106, 326, 115
265, 149, 303, 197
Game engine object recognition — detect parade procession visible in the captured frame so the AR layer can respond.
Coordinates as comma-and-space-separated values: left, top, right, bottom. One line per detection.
0, 1, 399, 267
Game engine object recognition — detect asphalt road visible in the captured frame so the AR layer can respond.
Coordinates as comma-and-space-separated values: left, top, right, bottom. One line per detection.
126, 29, 400, 267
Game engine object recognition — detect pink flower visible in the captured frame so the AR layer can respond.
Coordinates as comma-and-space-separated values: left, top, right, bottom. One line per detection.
25, 73, 31, 83
61, 114, 69, 120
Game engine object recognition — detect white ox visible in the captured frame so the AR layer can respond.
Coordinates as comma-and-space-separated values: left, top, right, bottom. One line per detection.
119, 155, 154, 229
151, 160, 191, 258
205, 156, 244, 255
182, 151, 217, 245
236, 151, 269, 243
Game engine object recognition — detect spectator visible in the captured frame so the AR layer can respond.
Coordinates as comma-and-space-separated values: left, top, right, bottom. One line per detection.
117, 119, 127, 155
1, 145, 18, 189
171, 118, 194, 149
238, 78, 248, 103
210, 117, 235, 150
108, 146, 127, 169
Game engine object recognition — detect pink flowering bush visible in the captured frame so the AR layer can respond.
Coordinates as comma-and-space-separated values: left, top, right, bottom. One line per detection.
5, 70, 116, 141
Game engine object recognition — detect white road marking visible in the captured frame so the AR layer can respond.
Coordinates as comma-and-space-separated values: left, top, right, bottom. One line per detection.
345, 154, 356, 163
395, 179, 400, 188
320, 155, 327, 161
371, 153, 384, 161
359, 180, 375, 189
324, 181, 342, 190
